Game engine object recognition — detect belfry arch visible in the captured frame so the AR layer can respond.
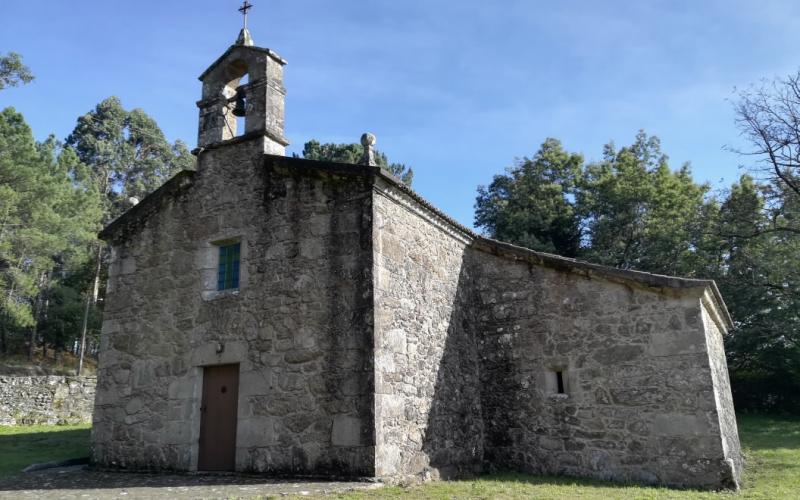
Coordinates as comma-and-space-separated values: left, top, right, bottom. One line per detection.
196, 28, 289, 154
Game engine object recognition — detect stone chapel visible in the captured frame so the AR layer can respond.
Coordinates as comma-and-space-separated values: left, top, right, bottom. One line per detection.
91, 22, 743, 489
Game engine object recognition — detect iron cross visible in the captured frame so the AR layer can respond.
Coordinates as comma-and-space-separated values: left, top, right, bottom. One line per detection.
239, 1, 253, 29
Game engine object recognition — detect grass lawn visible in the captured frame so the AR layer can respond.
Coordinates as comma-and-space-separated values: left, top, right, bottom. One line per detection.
0, 424, 90, 477
330, 414, 800, 499
0, 415, 797, 499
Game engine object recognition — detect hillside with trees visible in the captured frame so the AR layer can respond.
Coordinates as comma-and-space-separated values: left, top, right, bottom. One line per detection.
0, 60, 196, 373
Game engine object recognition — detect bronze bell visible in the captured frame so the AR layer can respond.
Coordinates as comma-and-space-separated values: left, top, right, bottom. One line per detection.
232, 90, 247, 117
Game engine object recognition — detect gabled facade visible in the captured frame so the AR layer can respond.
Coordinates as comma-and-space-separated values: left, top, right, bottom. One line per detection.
91, 30, 742, 489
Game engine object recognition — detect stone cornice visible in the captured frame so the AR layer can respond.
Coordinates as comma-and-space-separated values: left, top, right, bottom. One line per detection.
191, 128, 290, 154
475, 237, 734, 330
701, 287, 733, 334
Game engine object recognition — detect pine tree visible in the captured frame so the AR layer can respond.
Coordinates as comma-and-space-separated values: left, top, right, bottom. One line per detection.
0, 52, 34, 90
0, 108, 101, 357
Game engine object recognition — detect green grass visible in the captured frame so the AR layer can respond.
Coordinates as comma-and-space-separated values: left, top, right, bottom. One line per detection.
0, 415, 797, 499
327, 414, 800, 499
0, 424, 90, 477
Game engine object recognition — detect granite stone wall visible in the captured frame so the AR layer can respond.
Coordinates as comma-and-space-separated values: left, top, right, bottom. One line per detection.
93, 145, 375, 476
93, 140, 741, 488
372, 182, 484, 481
0, 376, 95, 425
369, 178, 740, 488
470, 245, 741, 489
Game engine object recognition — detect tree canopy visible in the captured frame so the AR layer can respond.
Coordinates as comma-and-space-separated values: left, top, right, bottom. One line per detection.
475, 128, 800, 413
0, 52, 34, 90
1, 97, 195, 366
475, 138, 582, 256
578, 132, 709, 275
0, 108, 102, 356
301, 140, 414, 186
66, 97, 195, 221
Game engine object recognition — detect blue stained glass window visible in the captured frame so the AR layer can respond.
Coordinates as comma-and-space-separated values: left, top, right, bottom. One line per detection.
217, 242, 241, 291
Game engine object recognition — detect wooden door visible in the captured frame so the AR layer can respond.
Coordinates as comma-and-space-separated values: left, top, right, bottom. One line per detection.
198, 364, 240, 471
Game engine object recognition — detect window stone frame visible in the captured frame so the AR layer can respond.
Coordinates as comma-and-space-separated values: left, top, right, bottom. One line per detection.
198, 235, 248, 301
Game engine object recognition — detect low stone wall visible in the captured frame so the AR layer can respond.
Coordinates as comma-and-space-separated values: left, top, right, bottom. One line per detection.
0, 376, 96, 425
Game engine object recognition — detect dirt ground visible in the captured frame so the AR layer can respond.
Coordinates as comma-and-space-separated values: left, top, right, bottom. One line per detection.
0, 465, 382, 499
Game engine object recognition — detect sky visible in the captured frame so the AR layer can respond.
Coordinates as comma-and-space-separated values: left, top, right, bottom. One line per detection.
2, 0, 800, 228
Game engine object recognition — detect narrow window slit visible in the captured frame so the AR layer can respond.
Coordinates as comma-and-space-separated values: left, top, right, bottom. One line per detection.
556, 371, 565, 394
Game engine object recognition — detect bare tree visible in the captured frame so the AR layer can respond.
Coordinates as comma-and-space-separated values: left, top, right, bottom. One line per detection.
734, 71, 800, 199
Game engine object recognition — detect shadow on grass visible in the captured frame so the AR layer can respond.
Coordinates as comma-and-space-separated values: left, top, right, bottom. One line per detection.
0, 427, 90, 478
737, 414, 800, 450
0, 468, 370, 493
468, 471, 640, 489
457, 471, 730, 496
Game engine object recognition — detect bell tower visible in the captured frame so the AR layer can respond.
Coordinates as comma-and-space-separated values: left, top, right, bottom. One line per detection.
196, 2, 289, 154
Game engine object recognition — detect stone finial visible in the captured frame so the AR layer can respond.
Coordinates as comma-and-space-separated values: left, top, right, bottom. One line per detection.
360, 133, 377, 166
236, 28, 255, 46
